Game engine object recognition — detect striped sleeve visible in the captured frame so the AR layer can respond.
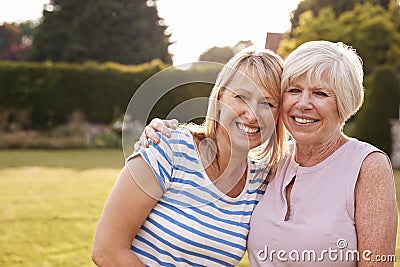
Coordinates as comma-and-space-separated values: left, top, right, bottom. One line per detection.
139, 133, 174, 192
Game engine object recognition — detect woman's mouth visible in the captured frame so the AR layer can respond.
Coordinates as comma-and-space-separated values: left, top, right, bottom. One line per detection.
236, 122, 260, 134
293, 116, 318, 124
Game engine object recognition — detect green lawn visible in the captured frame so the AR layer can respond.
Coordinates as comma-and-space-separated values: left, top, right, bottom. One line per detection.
0, 149, 398, 266
0, 149, 124, 267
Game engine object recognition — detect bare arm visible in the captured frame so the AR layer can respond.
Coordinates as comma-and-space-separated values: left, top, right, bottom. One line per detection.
134, 118, 179, 150
92, 156, 162, 266
355, 152, 398, 266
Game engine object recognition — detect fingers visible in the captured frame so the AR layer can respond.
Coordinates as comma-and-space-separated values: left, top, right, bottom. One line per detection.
133, 138, 145, 152
133, 118, 179, 152
133, 129, 149, 152
144, 125, 161, 143
164, 119, 179, 130
148, 118, 175, 138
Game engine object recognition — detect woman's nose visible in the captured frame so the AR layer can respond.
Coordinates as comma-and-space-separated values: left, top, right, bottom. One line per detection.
297, 92, 313, 109
243, 102, 258, 123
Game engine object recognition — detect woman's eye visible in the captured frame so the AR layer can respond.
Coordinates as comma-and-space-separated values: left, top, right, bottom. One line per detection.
287, 88, 300, 93
235, 95, 247, 100
315, 91, 328, 97
262, 102, 274, 108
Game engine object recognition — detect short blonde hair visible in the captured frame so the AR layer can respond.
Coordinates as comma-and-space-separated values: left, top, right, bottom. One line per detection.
188, 47, 287, 168
281, 41, 364, 124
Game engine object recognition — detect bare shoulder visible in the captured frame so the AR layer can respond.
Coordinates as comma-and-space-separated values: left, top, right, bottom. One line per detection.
355, 150, 396, 216
355, 151, 397, 266
358, 151, 393, 184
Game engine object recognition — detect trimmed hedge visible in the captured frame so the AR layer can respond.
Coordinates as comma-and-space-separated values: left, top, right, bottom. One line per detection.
350, 65, 400, 155
0, 60, 166, 129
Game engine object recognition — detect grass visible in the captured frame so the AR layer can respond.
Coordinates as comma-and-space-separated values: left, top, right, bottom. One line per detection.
0, 149, 124, 267
0, 149, 398, 266
0, 149, 125, 169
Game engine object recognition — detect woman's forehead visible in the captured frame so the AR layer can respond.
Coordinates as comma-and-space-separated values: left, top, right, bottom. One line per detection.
290, 72, 331, 88
224, 78, 273, 99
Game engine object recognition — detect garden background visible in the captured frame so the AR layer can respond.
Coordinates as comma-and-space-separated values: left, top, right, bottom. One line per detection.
1, 0, 400, 266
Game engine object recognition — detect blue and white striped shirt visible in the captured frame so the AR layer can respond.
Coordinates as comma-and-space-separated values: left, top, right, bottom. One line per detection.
130, 127, 268, 266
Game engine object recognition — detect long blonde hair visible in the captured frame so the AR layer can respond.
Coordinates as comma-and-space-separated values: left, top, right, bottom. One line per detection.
185, 47, 287, 169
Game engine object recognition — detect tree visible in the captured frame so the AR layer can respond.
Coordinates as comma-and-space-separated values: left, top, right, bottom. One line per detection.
0, 23, 21, 56
289, 0, 391, 35
29, 0, 172, 65
198, 41, 254, 64
351, 65, 400, 154
279, 3, 400, 74
278, 7, 340, 56
388, 0, 400, 31
198, 46, 235, 64
0, 23, 31, 60
232, 40, 254, 53
18, 21, 37, 46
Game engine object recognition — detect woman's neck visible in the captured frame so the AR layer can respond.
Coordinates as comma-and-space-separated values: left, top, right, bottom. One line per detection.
294, 133, 348, 167
195, 135, 248, 196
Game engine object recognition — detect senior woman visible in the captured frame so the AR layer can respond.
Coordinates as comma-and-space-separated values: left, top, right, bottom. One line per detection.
247, 41, 398, 266
138, 41, 398, 266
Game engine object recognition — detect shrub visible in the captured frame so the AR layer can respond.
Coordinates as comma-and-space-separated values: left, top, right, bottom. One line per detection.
350, 65, 400, 154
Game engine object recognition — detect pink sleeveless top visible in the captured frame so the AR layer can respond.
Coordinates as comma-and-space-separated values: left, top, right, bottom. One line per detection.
247, 138, 382, 266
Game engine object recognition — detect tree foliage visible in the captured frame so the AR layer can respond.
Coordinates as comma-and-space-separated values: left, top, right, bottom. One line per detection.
278, 8, 340, 56
17, 21, 37, 45
198, 41, 254, 64
351, 65, 400, 154
279, 2, 400, 74
289, 0, 391, 34
28, 0, 172, 65
198, 46, 235, 64
0, 22, 34, 60
0, 23, 21, 57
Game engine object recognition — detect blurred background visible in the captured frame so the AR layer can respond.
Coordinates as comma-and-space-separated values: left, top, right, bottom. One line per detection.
0, 0, 399, 266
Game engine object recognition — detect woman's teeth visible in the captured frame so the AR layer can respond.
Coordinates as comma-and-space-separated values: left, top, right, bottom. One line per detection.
237, 123, 259, 133
294, 117, 316, 124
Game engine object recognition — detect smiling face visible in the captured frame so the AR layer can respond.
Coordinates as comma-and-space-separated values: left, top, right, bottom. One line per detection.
282, 73, 343, 146
216, 70, 279, 153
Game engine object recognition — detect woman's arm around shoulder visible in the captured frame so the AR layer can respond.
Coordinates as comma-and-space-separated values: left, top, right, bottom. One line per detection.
355, 151, 398, 266
91, 156, 162, 266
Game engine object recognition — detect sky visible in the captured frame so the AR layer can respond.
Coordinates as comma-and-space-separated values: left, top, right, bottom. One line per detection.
0, 0, 302, 66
